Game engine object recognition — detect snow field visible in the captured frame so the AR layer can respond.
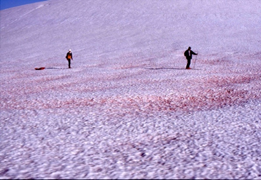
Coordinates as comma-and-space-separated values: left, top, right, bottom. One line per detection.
1, 0, 261, 179
1, 100, 260, 179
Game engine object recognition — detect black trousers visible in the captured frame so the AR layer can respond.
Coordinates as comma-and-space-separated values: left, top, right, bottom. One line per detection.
68, 59, 71, 68
186, 58, 191, 69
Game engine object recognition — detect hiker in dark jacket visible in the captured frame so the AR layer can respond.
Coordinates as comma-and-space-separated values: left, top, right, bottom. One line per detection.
184, 47, 197, 69
66, 49, 73, 68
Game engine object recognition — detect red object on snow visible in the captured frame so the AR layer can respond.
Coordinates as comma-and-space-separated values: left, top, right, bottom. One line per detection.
35, 67, 45, 70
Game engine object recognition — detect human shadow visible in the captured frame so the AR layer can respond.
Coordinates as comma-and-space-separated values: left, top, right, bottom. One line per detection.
145, 67, 201, 71
145, 67, 185, 70
45, 67, 68, 70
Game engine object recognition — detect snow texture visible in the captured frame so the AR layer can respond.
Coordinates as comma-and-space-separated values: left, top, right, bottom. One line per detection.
0, 0, 261, 179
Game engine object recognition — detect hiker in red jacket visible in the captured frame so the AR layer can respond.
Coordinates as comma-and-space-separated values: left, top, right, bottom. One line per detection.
66, 49, 73, 68
184, 47, 197, 69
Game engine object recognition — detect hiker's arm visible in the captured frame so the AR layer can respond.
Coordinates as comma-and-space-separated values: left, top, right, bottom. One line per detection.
192, 51, 197, 55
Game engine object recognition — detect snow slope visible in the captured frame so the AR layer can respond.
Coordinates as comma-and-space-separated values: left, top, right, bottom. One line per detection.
0, 0, 261, 179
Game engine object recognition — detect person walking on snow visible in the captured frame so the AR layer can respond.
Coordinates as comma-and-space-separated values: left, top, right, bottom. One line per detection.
184, 47, 197, 69
66, 49, 73, 68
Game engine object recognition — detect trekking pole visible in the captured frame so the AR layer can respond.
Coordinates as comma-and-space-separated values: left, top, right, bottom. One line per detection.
194, 53, 198, 69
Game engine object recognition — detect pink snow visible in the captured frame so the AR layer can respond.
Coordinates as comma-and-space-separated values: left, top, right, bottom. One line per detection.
0, 0, 261, 179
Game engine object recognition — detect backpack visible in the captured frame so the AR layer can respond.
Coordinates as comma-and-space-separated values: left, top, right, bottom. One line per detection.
66, 53, 72, 60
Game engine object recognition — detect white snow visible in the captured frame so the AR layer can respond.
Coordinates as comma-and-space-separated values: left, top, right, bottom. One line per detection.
0, 0, 261, 179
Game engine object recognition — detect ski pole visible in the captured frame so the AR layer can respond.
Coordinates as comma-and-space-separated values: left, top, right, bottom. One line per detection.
194, 53, 198, 69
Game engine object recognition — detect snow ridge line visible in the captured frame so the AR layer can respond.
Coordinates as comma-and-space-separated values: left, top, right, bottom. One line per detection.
0, 4, 45, 30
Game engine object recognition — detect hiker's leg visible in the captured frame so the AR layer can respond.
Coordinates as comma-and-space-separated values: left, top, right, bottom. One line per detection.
186, 58, 191, 69
68, 59, 71, 68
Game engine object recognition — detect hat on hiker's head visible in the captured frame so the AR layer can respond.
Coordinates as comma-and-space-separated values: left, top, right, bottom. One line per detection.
68, 49, 71, 52
188, 47, 191, 50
